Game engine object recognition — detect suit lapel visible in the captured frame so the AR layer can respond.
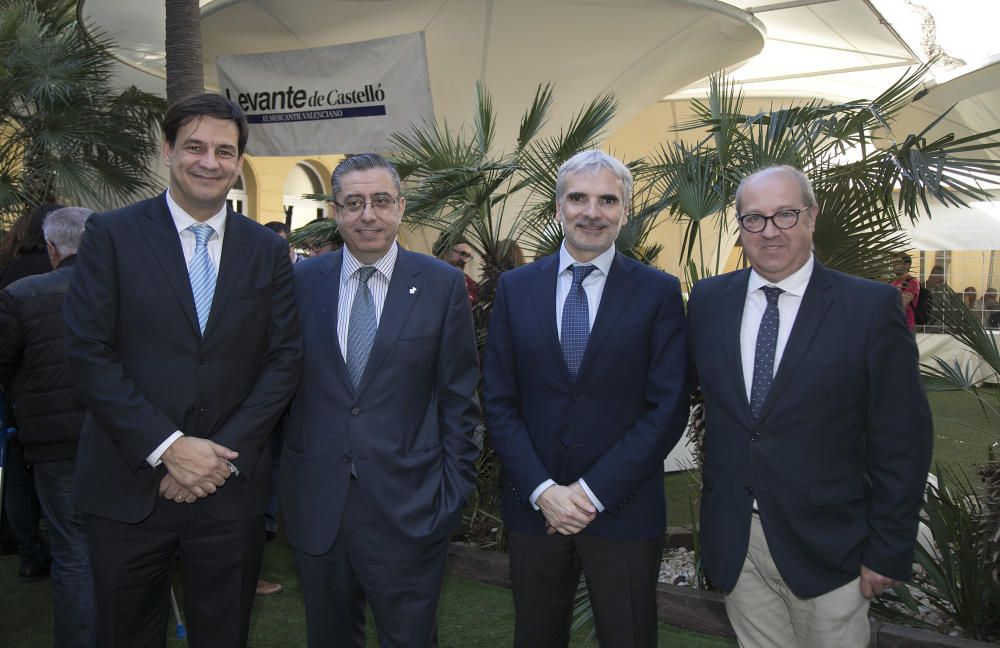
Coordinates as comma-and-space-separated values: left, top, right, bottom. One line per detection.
723, 269, 752, 419
203, 209, 248, 339
756, 262, 834, 421
355, 247, 421, 395
312, 250, 353, 390
137, 194, 199, 335
578, 253, 638, 378
527, 255, 567, 379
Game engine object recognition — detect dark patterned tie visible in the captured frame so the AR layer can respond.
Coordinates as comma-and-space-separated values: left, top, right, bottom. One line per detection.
346, 266, 377, 387
561, 264, 597, 381
750, 286, 784, 419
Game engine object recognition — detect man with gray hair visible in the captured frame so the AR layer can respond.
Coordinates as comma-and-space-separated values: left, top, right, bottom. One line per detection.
0, 206, 96, 647
483, 150, 689, 647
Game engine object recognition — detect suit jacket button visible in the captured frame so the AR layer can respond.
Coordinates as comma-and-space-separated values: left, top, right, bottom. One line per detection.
750, 432, 760, 442
744, 486, 754, 496
198, 408, 207, 414
342, 454, 352, 463
351, 407, 360, 415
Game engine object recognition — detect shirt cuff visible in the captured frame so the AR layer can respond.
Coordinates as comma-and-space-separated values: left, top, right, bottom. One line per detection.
529, 479, 556, 510
146, 431, 184, 467
578, 478, 605, 512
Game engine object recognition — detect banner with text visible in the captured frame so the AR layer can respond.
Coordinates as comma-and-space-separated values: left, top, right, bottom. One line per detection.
216, 32, 434, 157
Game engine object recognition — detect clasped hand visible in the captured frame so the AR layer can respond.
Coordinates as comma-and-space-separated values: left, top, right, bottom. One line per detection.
537, 482, 596, 535
159, 436, 238, 503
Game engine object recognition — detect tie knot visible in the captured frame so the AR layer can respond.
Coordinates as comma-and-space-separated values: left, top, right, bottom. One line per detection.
571, 264, 597, 287
188, 224, 214, 246
761, 285, 783, 305
356, 266, 377, 285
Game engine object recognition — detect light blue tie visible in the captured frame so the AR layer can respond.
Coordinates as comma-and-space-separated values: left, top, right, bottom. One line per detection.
750, 286, 783, 419
187, 224, 217, 335
561, 264, 597, 381
346, 266, 378, 387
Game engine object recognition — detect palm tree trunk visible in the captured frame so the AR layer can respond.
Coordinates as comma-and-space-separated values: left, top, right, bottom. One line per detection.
164, 0, 203, 105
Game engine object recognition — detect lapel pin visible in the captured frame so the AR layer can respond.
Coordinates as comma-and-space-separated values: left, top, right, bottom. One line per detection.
409, 286, 418, 294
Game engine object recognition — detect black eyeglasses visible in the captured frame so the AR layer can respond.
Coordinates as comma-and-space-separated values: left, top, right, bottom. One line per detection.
333, 195, 399, 215
737, 207, 810, 233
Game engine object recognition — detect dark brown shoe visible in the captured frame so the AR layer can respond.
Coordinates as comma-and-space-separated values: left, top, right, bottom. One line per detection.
255, 579, 282, 595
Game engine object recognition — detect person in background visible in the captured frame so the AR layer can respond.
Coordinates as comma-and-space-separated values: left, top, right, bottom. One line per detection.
264, 220, 299, 265
0, 206, 96, 647
984, 287, 1000, 328
0, 203, 62, 576
963, 286, 978, 310
889, 251, 919, 331
436, 236, 478, 305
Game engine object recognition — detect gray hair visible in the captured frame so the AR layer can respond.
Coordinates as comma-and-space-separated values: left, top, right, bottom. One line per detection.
42, 207, 92, 257
734, 165, 817, 214
331, 153, 401, 199
556, 150, 633, 213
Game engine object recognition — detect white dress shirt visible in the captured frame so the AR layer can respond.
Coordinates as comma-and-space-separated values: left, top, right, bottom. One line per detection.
739, 255, 815, 401
146, 192, 229, 467
530, 242, 618, 513
336, 244, 398, 361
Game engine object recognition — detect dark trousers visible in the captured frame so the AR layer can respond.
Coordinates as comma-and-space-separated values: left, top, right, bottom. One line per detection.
294, 478, 449, 648
2, 436, 48, 564
508, 530, 663, 648
86, 503, 264, 648
34, 459, 96, 648
264, 424, 284, 535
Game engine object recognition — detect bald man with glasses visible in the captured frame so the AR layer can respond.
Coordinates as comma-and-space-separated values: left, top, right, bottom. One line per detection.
688, 165, 932, 647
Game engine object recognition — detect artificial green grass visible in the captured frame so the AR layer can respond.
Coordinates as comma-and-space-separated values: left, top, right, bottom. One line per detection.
0, 531, 735, 648
663, 389, 1000, 530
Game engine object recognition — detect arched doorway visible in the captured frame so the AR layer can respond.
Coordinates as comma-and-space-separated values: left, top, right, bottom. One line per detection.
283, 162, 328, 229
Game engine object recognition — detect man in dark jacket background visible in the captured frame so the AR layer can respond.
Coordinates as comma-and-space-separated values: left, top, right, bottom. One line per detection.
0, 206, 95, 647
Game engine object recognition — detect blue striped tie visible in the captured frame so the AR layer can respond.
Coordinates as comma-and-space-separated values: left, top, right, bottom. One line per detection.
187, 224, 217, 335
346, 266, 378, 387
561, 264, 597, 381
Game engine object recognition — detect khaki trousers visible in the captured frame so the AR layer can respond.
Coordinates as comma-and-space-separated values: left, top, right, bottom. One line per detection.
724, 513, 870, 648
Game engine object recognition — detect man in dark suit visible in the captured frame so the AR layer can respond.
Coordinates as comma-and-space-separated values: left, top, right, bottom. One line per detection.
688, 165, 932, 647
483, 150, 689, 648
64, 93, 302, 648
280, 153, 480, 648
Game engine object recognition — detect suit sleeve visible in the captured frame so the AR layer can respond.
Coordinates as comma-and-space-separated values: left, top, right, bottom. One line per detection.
434, 270, 481, 514
209, 236, 303, 478
862, 286, 933, 580
483, 273, 555, 502
64, 213, 180, 469
578, 274, 690, 513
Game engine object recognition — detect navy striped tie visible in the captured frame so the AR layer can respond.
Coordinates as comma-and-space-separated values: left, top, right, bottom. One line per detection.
187, 224, 216, 335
